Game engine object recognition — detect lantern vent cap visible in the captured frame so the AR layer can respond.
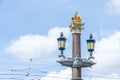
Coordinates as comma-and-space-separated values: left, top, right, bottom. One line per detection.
90, 33, 93, 38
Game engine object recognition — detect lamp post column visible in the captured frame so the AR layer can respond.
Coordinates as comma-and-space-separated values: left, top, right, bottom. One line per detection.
70, 12, 84, 80
72, 33, 82, 80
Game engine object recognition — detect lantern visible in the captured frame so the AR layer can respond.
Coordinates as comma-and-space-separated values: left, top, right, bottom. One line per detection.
57, 32, 66, 52
87, 34, 95, 53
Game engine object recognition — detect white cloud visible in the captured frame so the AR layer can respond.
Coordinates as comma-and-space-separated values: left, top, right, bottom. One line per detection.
41, 68, 71, 80
93, 31, 120, 74
41, 68, 120, 80
84, 73, 120, 80
5, 27, 70, 60
25, 77, 38, 80
106, 0, 120, 14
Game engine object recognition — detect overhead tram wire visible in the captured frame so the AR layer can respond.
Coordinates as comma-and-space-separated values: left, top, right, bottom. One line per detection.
0, 71, 120, 79
3, 57, 120, 79
0, 58, 61, 74
0, 64, 59, 72
0, 72, 120, 80
0, 63, 120, 79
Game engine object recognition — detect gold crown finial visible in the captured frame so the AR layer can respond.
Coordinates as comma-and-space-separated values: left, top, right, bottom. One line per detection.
72, 12, 81, 23
75, 11, 78, 14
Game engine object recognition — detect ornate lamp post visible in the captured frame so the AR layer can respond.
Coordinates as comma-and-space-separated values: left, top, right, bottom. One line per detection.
57, 12, 96, 80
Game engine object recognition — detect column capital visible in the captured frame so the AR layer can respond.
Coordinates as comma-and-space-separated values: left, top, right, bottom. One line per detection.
69, 23, 84, 34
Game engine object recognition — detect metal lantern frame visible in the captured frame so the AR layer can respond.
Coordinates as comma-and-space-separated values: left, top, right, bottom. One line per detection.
86, 34, 96, 53
57, 32, 66, 54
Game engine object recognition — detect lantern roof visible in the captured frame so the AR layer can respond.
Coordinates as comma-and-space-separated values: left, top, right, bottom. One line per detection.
57, 32, 66, 41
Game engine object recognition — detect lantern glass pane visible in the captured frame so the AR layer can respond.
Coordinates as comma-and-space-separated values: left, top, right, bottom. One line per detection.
61, 41, 65, 47
58, 41, 66, 48
58, 41, 61, 48
87, 42, 94, 49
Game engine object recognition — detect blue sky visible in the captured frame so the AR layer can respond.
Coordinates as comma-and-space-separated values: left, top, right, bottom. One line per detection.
0, 0, 120, 39
0, 0, 120, 80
